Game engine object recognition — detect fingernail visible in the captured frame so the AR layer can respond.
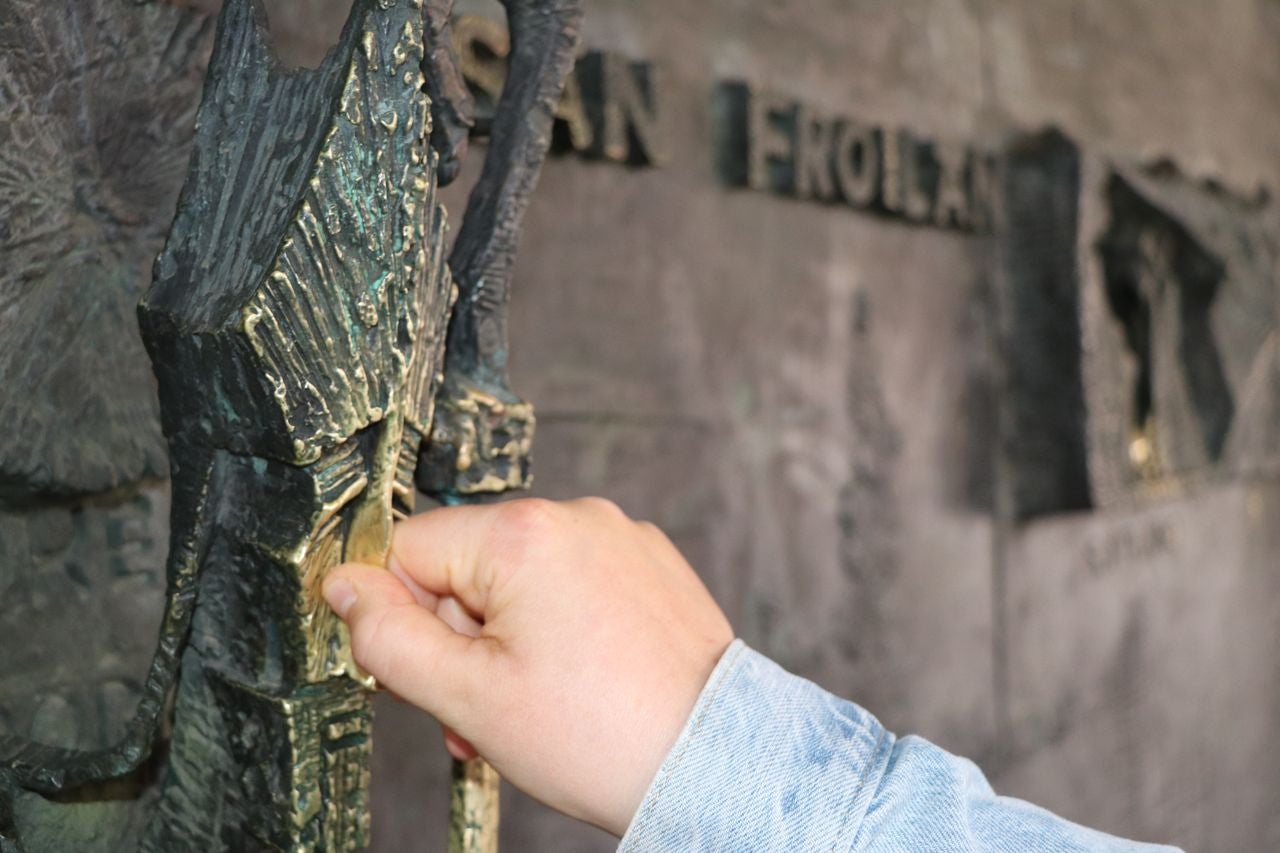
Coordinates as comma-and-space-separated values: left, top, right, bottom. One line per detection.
324, 577, 358, 618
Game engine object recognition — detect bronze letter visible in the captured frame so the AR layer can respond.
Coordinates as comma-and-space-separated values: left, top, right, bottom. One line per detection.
749, 90, 797, 193
557, 66, 595, 154
578, 51, 665, 166
933, 141, 972, 229
971, 152, 1000, 233
453, 14, 509, 115
833, 118, 879, 208
885, 130, 933, 222
795, 105, 836, 201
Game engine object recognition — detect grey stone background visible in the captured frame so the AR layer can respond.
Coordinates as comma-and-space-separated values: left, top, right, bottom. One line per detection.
1, 1, 1277, 851
393, 2, 1280, 850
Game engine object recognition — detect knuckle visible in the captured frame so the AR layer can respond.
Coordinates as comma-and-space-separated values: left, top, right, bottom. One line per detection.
636, 519, 663, 537
581, 495, 625, 519
486, 499, 560, 580
495, 497, 558, 546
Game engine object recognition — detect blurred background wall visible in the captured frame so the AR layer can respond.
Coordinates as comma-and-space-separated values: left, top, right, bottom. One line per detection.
1, 1, 1276, 851
376, 2, 1280, 850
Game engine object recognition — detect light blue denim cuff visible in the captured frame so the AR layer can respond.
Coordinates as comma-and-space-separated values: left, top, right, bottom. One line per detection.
618, 639, 894, 851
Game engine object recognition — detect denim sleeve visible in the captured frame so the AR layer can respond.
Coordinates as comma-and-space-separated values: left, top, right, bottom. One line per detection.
619, 640, 1182, 853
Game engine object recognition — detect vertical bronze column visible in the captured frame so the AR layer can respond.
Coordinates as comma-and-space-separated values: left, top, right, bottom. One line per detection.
419, 0, 583, 849
449, 756, 503, 853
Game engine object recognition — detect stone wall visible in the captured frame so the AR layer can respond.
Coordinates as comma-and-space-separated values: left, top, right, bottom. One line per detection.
372, 2, 1280, 851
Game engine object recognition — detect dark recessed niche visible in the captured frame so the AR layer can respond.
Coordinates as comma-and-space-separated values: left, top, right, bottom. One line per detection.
1096, 160, 1279, 487
1099, 172, 1236, 479
998, 128, 1093, 520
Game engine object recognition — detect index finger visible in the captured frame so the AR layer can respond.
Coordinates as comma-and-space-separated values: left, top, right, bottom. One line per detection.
389, 500, 513, 619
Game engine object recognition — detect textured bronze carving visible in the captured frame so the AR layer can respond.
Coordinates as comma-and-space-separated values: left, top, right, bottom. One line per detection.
0, 2, 214, 848
425, 0, 584, 841
4, 0, 450, 846
448, 757, 501, 853
1, 0, 582, 848
422, 0, 582, 508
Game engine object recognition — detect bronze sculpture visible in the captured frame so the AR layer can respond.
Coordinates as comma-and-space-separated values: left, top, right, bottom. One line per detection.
0, 0, 581, 848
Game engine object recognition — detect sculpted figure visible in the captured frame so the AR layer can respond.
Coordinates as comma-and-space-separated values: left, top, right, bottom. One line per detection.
0, 0, 581, 849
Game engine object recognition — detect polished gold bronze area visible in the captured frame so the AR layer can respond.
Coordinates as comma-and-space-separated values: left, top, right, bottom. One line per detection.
448, 758, 502, 853
420, 385, 537, 497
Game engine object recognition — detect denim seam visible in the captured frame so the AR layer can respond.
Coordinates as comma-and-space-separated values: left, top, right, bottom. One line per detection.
837, 721, 894, 852
620, 639, 748, 847
849, 722, 901, 845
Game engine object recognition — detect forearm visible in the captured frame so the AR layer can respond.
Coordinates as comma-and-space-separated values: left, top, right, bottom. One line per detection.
621, 641, 1182, 853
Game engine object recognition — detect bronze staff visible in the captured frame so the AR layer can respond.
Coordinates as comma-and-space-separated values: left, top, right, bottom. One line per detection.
420, 0, 584, 848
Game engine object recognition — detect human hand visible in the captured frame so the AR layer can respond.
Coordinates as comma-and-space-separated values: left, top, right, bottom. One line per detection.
322, 497, 734, 837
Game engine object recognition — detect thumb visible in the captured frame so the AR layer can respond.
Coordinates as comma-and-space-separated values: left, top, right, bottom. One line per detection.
324, 563, 492, 723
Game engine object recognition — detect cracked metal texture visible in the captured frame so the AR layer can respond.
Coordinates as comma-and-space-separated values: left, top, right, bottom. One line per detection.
3, 0, 453, 848
1, 0, 584, 847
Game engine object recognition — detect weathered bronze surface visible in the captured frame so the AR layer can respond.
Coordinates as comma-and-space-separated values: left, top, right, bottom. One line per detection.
3, 0, 450, 846
422, 0, 583, 847
1, 0, 581, 848
448, 756, 501, 853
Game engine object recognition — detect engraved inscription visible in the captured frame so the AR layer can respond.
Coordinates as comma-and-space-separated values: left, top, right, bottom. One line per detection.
453, 14, 665, 166
714, 81, 997, 232
1082, 520, 1175, 582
